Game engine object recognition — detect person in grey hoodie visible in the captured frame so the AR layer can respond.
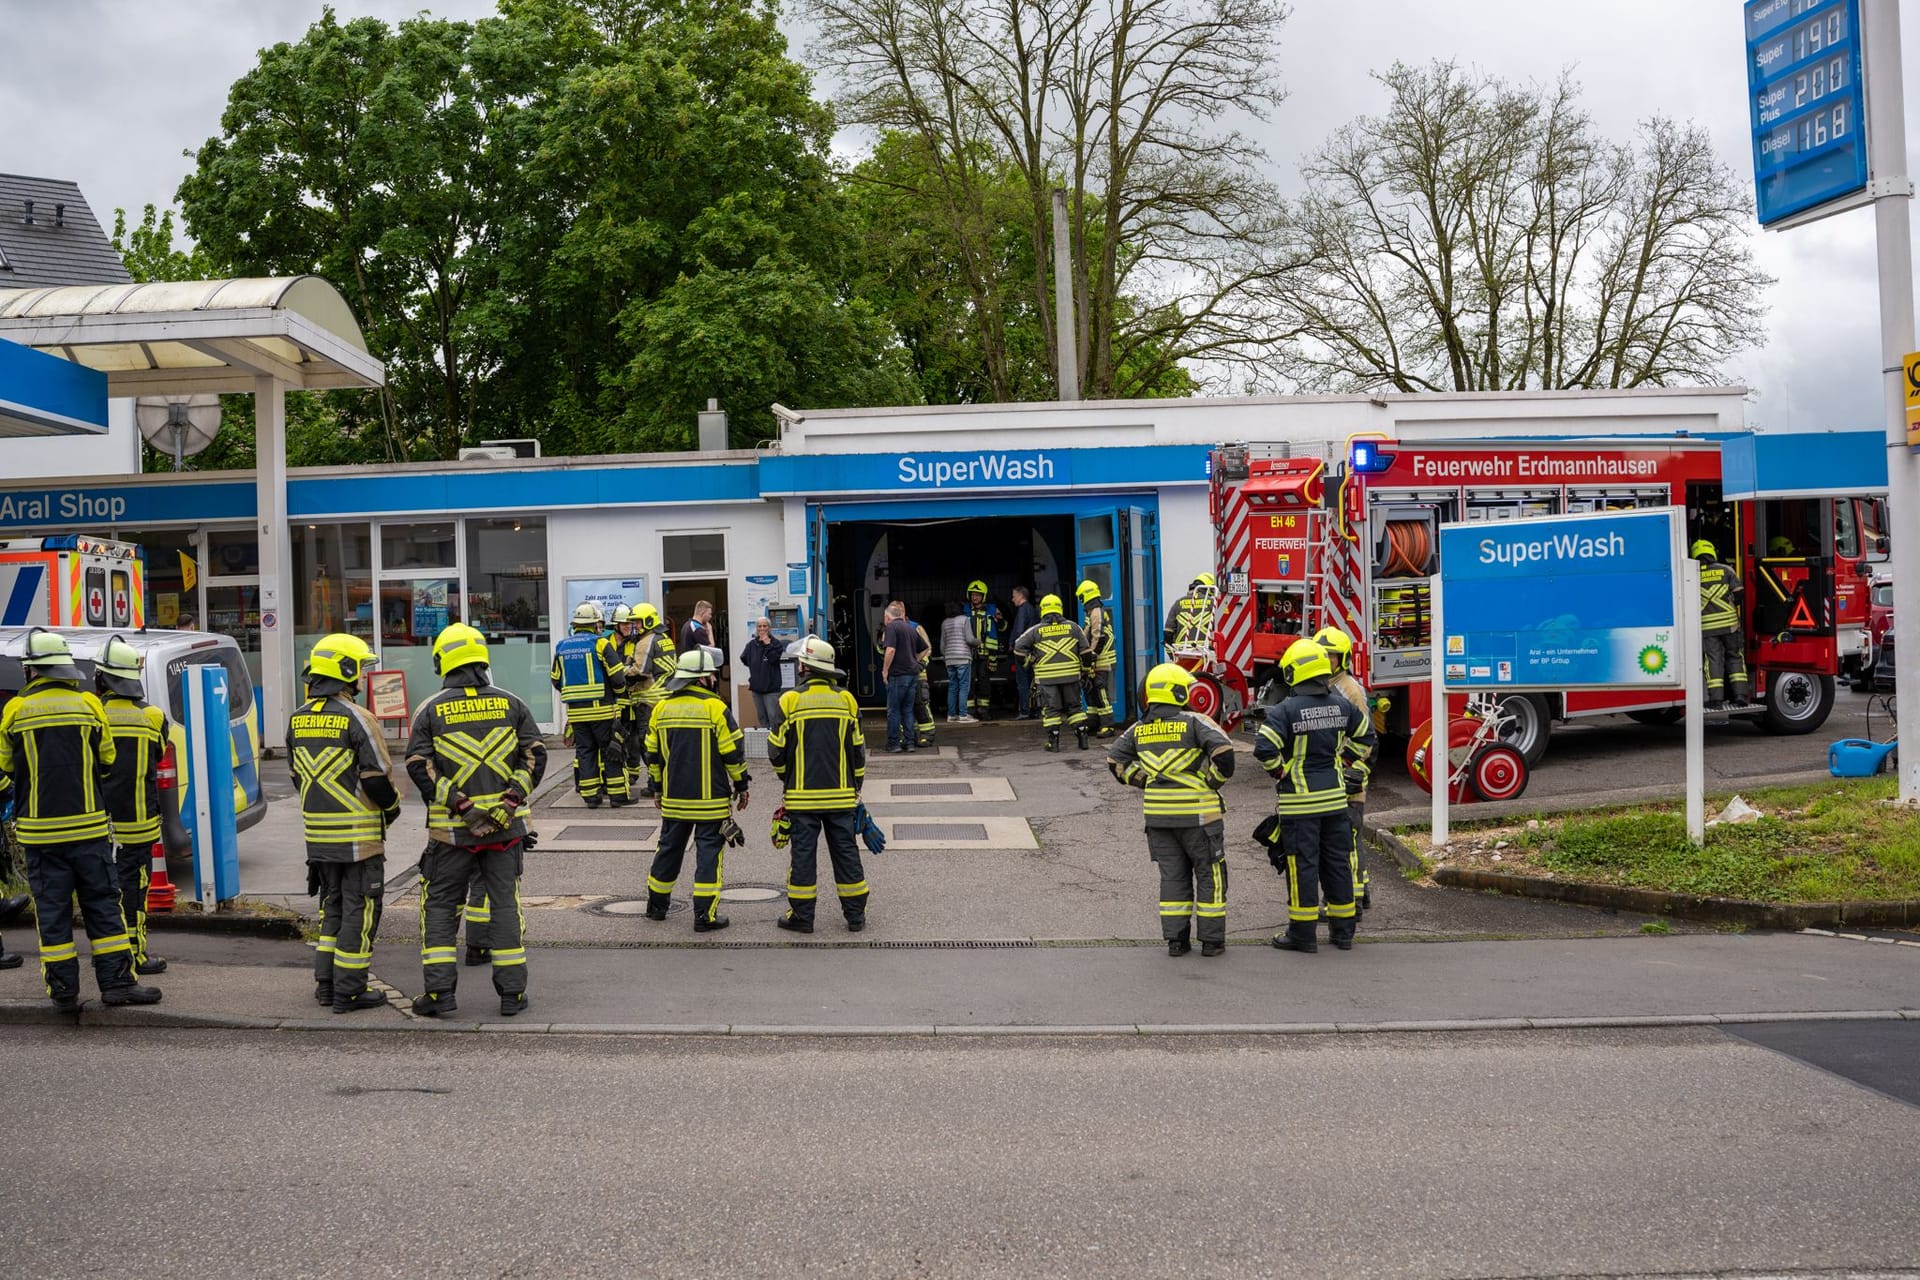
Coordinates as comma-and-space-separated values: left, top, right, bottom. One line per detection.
939, 601, 976, 722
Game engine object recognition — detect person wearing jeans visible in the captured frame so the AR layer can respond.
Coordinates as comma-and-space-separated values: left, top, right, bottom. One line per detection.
940, 600, 975, 722
880, 602, 925, 752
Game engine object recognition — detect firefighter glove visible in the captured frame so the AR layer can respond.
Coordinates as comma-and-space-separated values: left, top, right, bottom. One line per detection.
770, 806, 790, 849
854, 803, 886, 857
720, 817, 746, 849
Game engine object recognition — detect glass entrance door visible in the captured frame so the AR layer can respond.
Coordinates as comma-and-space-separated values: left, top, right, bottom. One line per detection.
376, 576, 462, 713
1074, 511, 1127, 718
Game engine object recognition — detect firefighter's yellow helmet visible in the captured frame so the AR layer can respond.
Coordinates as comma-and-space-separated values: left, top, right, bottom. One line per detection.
1312, 626, 1354, 672
308, 633, 374, 685
572, 601, 604, 630
635, 602, 661, 629
94, 633, 145, 696
795, 635, 840, 677
1039, 593, 1065, 617
1075, 579, 1102, 607
967, 579, 989, 597
1144, 662, 1195, 707
1279, 637, 1332, 686
431, 623, 490, 675
1189, 572, 1217, 595
611, 603, 634, 626
1691, 539, 1717, 561
20, 627, 81, 681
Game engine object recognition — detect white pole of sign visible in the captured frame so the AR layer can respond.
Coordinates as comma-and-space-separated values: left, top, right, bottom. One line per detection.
1429, 572, 1448, 850
1864, 0, 1920, 804
1682, 555, 1705, 847
187, 667, 216, 912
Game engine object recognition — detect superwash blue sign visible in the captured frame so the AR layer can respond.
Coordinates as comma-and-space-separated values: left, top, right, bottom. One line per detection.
1438, 509, 1684, 692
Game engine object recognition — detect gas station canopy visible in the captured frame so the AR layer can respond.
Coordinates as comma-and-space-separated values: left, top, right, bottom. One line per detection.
0, 275, 383, 395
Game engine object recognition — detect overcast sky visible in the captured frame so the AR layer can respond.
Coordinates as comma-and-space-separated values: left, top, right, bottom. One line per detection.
5, 0, 1917, 433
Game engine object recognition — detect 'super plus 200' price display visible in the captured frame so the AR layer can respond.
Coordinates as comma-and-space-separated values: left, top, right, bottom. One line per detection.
1745, 0, 1868, 225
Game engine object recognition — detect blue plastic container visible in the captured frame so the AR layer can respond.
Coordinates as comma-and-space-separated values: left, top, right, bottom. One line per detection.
1828, 738, 1898, 778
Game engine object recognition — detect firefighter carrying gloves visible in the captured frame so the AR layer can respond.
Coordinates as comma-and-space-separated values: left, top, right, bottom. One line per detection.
0, 628, 160, 1010
1164, 573, 1218, 655
1077, 579, 1119, 737
768, 637, 872, 934
1315, 625, 1374, 913
551, 602, 630, 808
630, 602, 678, 797
96, 633, 183, 977
1694, 539, 1751, 710
1107, 663, 1236, 957
1256, 638, 1374, 955
642, 647, 750, 933
290, 632, 398, 1013
1013, 594, 1094, 752
406, 623, 548, 1019
964, 580, 1004, 721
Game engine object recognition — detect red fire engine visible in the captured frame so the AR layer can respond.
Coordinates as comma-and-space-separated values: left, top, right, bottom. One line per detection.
1195, 439, 1883, 771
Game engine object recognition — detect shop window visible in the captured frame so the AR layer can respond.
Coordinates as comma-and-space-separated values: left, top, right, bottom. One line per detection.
206, 527, 259, 577
381, 521, 456, 571
293, 524, 375, 653
663, 532, 725, 575
466, 517, 551, 718
116, 526, 196, 628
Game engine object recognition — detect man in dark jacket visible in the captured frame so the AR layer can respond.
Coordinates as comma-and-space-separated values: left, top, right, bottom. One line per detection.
739, 617, 788, 730
1009, 586, 1040, 718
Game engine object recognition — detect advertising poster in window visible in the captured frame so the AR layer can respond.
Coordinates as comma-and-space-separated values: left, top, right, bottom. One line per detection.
410, 580, 449, 638
565, 576, 649, 622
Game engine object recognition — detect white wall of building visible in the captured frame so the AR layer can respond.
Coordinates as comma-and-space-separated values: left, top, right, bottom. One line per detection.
0, 397, 139, 479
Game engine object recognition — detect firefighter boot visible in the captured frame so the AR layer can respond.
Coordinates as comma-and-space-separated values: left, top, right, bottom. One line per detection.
1201, 940, 1227, 957
644, 890, 671, 921
101, 984, 164, 1007
0, 944, 22, 971
412, 992, 457, 1017
333, 991, 386, 1014
501, 993, 528, 1017
314, 981, 334, 1007
1046, 729, 1061, 753
1075, 723, 1089, 751
1168, 937, 1191, 957
136, 956, 169, 975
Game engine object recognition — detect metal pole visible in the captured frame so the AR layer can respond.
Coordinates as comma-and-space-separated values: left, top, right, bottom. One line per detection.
1429, 573, 1448, 849
1682, 556, 1705, 846
188, 670, 215, 912
254, 376, 296, 747
1864, 0, 1919, 803
1052, 187, 1080, 401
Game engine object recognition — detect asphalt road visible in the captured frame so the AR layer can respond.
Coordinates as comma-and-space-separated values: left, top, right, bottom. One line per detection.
9, 1024, 1918, 1278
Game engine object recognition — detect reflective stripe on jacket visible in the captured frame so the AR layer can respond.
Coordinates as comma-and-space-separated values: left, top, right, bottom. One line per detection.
1106, 705, 1234, 826
405, 677, 546, 846
1085, 604, 1118, 672
767, 677, 865, 812
288, 694, 393, 861
1013, 618, 1090, 685
635, 630, 678, 706
101, 694, 167, 845
644, 688, 748, 821
1699, 560, 1742, 634
1254, 682, 1370, 817
1164, 595, 1214, 649
0, 677, 115, 844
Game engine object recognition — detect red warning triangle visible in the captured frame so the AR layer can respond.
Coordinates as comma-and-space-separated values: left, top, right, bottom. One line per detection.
1788, 596, 1817, 630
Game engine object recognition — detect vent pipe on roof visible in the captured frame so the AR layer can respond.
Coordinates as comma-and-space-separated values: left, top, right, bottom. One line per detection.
20, 200, 32, 225
53, 203, 65, 227
697, 398, 729, 451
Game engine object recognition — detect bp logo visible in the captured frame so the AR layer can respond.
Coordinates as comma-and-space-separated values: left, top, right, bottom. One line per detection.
1637, 644, 1670, 676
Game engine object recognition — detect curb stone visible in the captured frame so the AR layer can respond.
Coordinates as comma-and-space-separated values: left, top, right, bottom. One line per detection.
144, 907, 305, 940
1364, 823, 1424, 875
1431, 865, 1920, 930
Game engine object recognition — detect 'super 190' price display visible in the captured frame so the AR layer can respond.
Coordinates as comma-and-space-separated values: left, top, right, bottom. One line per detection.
1745, 0, 1869, 225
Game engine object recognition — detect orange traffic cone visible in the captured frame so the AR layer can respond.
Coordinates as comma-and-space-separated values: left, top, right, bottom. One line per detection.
146, 841, 177, 913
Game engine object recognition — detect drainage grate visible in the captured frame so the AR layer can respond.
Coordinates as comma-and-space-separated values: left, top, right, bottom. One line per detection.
553, 824, 655, 843
891, 782, 974, 797
893, 822, 988, 841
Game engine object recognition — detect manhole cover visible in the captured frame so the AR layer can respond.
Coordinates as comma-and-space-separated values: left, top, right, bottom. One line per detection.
891, 782, 973, 796
718, 886, 784, 903
893, 822, 988, 840
585, 896, 686, 918
553, 825, 656, 842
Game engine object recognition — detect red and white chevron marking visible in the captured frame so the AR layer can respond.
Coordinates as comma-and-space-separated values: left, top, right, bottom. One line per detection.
1214, 477, 1253, 673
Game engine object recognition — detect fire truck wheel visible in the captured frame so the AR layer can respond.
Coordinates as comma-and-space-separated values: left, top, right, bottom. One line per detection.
1626, 708, 1684, 727
1495, 694, 1552, 765
1185, 673, 1225, 722
1467, 743, 1528, 803
1761, 672, 1834, 735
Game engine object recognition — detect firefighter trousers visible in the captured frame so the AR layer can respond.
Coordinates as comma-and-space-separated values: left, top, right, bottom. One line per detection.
568, 717, 626, 802
1347, 797, 1371, 909
1083, 670, 1114, 731
421, 841, 526, 997
624, 706, 650, 790
1702, 630, 1749, 703
1036, 680, 1085, 731
648, 819, 727, 926
314, 857, 386, 1002
784, 809, 867, 926
969, 656, 997, 717
24, 838, 135, 1000
914, 675, 936, 745
1281, 812, 1356, 945
1148, 824, 1227, 944
112, 842, 156, 969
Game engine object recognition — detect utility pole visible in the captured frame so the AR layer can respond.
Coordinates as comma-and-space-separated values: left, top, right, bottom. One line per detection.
1051, 188, 1079, 401
1863, 0, 1918, 803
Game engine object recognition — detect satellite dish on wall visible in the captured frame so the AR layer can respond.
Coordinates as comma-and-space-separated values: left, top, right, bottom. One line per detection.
135, 394, 222, 470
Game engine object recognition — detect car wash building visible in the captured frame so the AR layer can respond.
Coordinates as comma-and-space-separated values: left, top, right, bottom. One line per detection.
0, 381, 1750, 734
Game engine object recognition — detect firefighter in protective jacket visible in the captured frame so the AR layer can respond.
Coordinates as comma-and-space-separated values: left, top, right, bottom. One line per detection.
767, 637, 870, 933
406, 623, 548, 1018
0, 628, 161, 1009
551, 602, 629, 807
1163, 573, 1218, 654
1077, 579, 1118, 737
290, 633, 398, 1013
610, 604, 646, 795
96, 633, 185, 976
629, 603, 678, 796
963, 580, 1004, 720
1314, 625, 1374, 912
1013, 594, 1094, 752
642, 648, 749, 931
1106, 662, 1236, 957
1693, 539, 1750, 709
1255, 637, 1373, 954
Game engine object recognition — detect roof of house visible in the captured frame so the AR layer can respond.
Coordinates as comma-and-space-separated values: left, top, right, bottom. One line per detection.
0, 173, 131, 288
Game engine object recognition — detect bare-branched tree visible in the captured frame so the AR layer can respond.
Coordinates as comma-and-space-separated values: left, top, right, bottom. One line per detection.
1271, 61, 1772, 393
804, 0, 1304, 400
